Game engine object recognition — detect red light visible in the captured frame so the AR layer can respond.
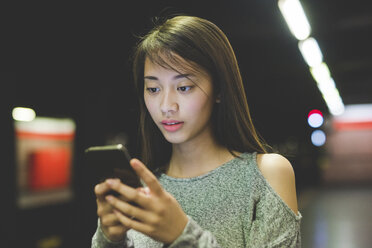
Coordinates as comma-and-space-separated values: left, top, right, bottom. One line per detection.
308, 109, 323, 118
308, 109, 324, 128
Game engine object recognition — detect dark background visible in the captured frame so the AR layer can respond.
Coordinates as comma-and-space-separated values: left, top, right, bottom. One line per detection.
2, 0, 371, 247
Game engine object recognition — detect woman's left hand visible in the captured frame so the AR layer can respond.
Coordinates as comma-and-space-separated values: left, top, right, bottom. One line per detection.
104, 158, 188, 244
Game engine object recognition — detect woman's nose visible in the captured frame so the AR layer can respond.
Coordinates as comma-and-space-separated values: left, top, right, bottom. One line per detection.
160, 91, 178, 114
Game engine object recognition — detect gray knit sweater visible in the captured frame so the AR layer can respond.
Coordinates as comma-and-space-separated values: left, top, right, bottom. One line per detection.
92, 152, 302, 247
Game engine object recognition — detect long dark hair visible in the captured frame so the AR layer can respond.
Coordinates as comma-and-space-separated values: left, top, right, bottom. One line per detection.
132, 15, 269, 172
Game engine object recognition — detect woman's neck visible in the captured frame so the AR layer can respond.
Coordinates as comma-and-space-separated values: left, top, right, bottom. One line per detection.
166, 135, 235, 178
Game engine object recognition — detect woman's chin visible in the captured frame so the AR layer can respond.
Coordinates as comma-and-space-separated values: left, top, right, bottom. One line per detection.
162, 133, 187, 145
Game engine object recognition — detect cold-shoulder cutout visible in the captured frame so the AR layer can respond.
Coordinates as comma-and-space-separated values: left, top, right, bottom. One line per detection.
256, 153, 299, 215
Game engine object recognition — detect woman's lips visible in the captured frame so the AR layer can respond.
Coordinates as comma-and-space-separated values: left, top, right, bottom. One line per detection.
161, 120, 184, 132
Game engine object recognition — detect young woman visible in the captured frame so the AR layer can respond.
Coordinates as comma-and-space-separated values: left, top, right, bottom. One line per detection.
92, 15, 302, 247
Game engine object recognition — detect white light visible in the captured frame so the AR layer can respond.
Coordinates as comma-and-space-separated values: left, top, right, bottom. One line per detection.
310, 76, 345, 116
308, 113, 324, 128
310, 62, 331, 84
317, 77, 336, 95
12, 107, 36, 122
278, 0, 311, 40
321, 87, 345, 116
330, 106, 345, 116
278, 1, 344, 117
311, 130, 326, 146
14, 116, 76, 134
327, 99, 345, 116
298, 37, 323, 67
333, 104, 372, 122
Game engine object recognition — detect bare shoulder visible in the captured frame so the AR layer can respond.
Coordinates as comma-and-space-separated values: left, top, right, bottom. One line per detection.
256, 153, 299, 215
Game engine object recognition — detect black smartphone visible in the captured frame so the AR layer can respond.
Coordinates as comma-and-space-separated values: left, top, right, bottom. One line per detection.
84, 144, 142, 196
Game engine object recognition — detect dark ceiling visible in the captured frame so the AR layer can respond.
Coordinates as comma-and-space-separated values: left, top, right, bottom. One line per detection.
6, 0, 372, 146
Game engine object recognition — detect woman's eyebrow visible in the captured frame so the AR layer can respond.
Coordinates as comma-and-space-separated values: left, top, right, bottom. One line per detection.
174, 73, 191, 80
144, 76, 158, 80
144, 74, 192, 81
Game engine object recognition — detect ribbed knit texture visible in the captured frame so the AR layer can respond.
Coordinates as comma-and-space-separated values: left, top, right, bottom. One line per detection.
92, 152, 302, 247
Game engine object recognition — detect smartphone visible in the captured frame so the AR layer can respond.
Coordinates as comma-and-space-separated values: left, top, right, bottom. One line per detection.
84, 144, 142, 196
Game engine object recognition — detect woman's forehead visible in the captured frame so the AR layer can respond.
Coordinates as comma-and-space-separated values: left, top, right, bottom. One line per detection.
144, 53, 209, 78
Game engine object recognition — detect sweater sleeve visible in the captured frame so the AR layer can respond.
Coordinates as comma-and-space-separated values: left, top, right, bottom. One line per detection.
92, 216, 221, 248
165, 216, 221, 248
245, 185, 302, 248
91, 219, 133, 248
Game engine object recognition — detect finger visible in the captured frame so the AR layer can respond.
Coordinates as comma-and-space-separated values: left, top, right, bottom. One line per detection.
105, 194, 150, 222
107, 225, 128, 238
113, 209, 154, 235
130, 159, 163, 196
96, 179, 132, 203
96, 198, 113, 216
137, 187, 151, 196
105, 179, 151, 207
95, 181, 116, 201
100, 213, 121, 226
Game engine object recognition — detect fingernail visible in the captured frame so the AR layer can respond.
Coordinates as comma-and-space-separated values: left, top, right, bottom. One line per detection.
131, 161, 139, 169
144, 187, 150, 195
106, 179, 116, 185
106, 195, 114, 202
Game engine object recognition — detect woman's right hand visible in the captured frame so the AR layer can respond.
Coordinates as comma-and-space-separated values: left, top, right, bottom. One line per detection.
95, 181, 129, 242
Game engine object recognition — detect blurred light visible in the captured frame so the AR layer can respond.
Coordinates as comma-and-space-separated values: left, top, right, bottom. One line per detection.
333, 104, 372, 122
321, 88, 345, 116
298, 37, 323, 67
311, 130, 326, 146
15, 116, 76, 134
278, 0, 344, 117
308, 109, 324, 128
278, 0, 311, 40
310, 62, 331, 84
317, 77, 336, 94
308, 114, 324, 128
332, 104, 372, 131
12, 107, 36, 122
308, 109, 323, 117
310, 64, 345, 116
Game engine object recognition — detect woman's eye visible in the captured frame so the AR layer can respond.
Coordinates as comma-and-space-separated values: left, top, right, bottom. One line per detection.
178, 86, 193, 92
146, 87, 159, 93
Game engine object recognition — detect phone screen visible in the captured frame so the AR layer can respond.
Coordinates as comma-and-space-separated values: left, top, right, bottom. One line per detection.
84, 144, 142, 191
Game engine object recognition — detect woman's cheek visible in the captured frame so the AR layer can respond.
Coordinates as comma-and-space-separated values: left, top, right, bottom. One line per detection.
144, 95, 152, 111
187, 97, 213, 118
144, 97, 157, 119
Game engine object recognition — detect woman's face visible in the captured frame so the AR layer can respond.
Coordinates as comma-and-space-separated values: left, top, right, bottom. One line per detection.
144, 56, 216, 146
